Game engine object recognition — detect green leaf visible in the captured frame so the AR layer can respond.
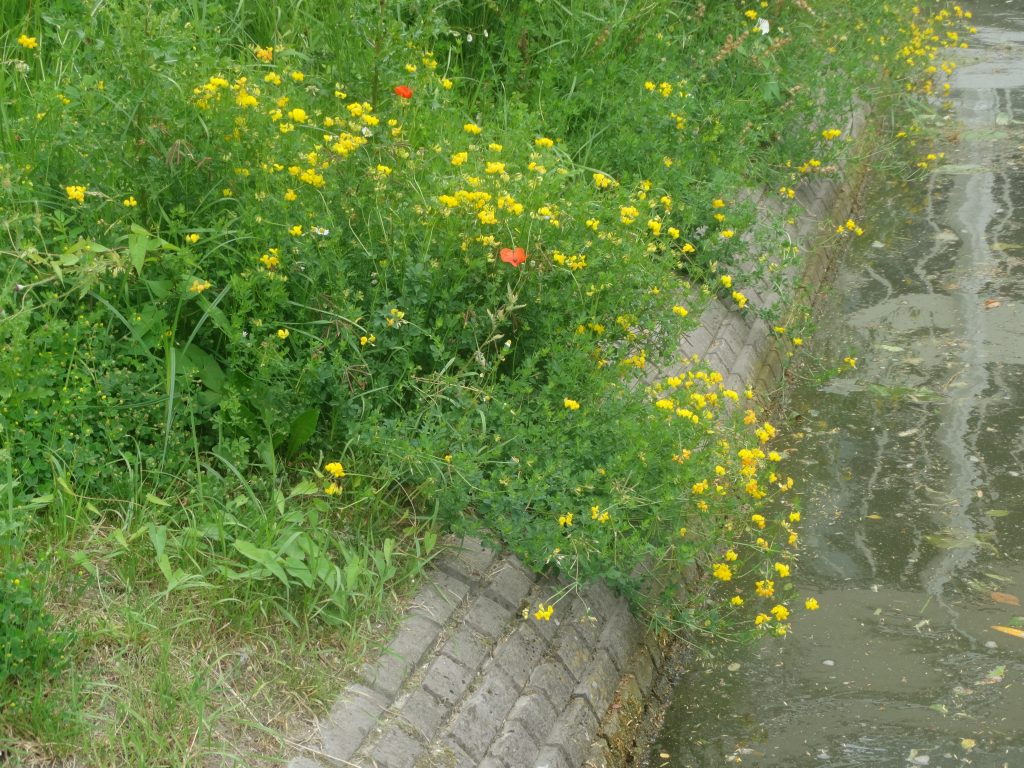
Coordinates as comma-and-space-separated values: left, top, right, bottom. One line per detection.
285, 408, 320, 458
233, 540, 289, 586
288, 479, 321, 498
148, 523, 167, 559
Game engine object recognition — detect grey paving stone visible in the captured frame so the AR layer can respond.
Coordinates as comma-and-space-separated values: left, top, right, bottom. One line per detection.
507, 690, 557, 743
436, 535, 499, 584
633, 644, 656, 695
597, 602, 642, 673
440, 736, 478, 768
441, 624, 492, 672
486, 719, 539, 767
572, 649, 618, 717
366, 723, 424, 768
493, 623, 548, 687
543, 697, 599, 767
446, 668, 521, 761
397, 687, 446, 741
553, 630, 592, 682
563, 598, 602, 649
464, 593, 513, 639
533, 745, 571, 768
411, 570, 471, 628
484, 556, 536, 610
423, 653, 474, 706
287, 757, 324, 768
525, 659, 575, 711
579, 580, 620, 622
680, 323, 713, 358
319, 684, 388, 763
360, 614, 441, 697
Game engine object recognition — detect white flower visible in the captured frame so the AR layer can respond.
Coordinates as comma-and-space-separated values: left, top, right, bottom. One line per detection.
756, 17, 770, 35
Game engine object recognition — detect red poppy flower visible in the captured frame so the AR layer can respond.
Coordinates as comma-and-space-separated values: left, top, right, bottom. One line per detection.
499, 247, 527, 267
393, 85, 413, 99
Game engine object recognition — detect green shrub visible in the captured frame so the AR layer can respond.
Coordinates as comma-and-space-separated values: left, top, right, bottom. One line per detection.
0, 0, 973, 638
0, 560, 72, 711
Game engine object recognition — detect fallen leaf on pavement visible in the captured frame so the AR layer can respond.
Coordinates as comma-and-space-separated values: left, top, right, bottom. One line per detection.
991, 625, 1024, 639
990, 592, 1021, 606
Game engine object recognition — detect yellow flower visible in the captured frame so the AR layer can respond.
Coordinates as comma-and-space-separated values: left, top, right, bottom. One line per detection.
805, 597, 820, 611
289, 224, 303, 236
678, 527, 687, 538
277, 328, 290, 340
450, 151, 468, 166
720, 229, 735, 239
751, 513, 766, 529
264, 72, 282, 85
712, 198, 725, 208
724, 549, 738, 561
720, 274, 733, 288
325, 462, 346, 478
441, 78, 453, 90
188, 279, 212, 294
65, 185, 86, 203
122, 196, 138, 207
770, 604, 789, 621
731, 595, 744, 606
290, 70, 305, 82
755, 613, 771, 626
287, 107, 308, 123
774, 562, 791, 578
185, 233, 200, 244
324, 483, 341, 495
712, 563, 733, 581
793, 337, 803, 346
533, 603, 554, 621
17, 34, 38, 49
563, 398, 580, 410
558, 513, 573, 527
284, 188, 297, 201
672, 305, 688, 318
254, 45, 274, 62
463, 122, 482, 135
534, 136, 554, 148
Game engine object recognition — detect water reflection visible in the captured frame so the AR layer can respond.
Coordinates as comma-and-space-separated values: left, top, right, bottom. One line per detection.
652, 3, 1024, 766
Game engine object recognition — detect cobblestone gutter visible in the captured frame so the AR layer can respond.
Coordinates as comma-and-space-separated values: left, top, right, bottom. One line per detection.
288, 111, 867, 768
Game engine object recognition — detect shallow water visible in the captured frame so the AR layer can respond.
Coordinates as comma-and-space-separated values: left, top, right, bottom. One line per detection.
651, 3, 1024, 766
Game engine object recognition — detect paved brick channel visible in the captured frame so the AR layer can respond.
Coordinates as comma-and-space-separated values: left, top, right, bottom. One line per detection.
287, 112, 865, 768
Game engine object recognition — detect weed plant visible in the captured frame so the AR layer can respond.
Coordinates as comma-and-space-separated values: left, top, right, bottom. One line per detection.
0, 0, 973, 762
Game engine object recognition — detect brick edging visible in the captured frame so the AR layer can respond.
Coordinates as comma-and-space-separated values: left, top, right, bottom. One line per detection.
288, 108, 867, 768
